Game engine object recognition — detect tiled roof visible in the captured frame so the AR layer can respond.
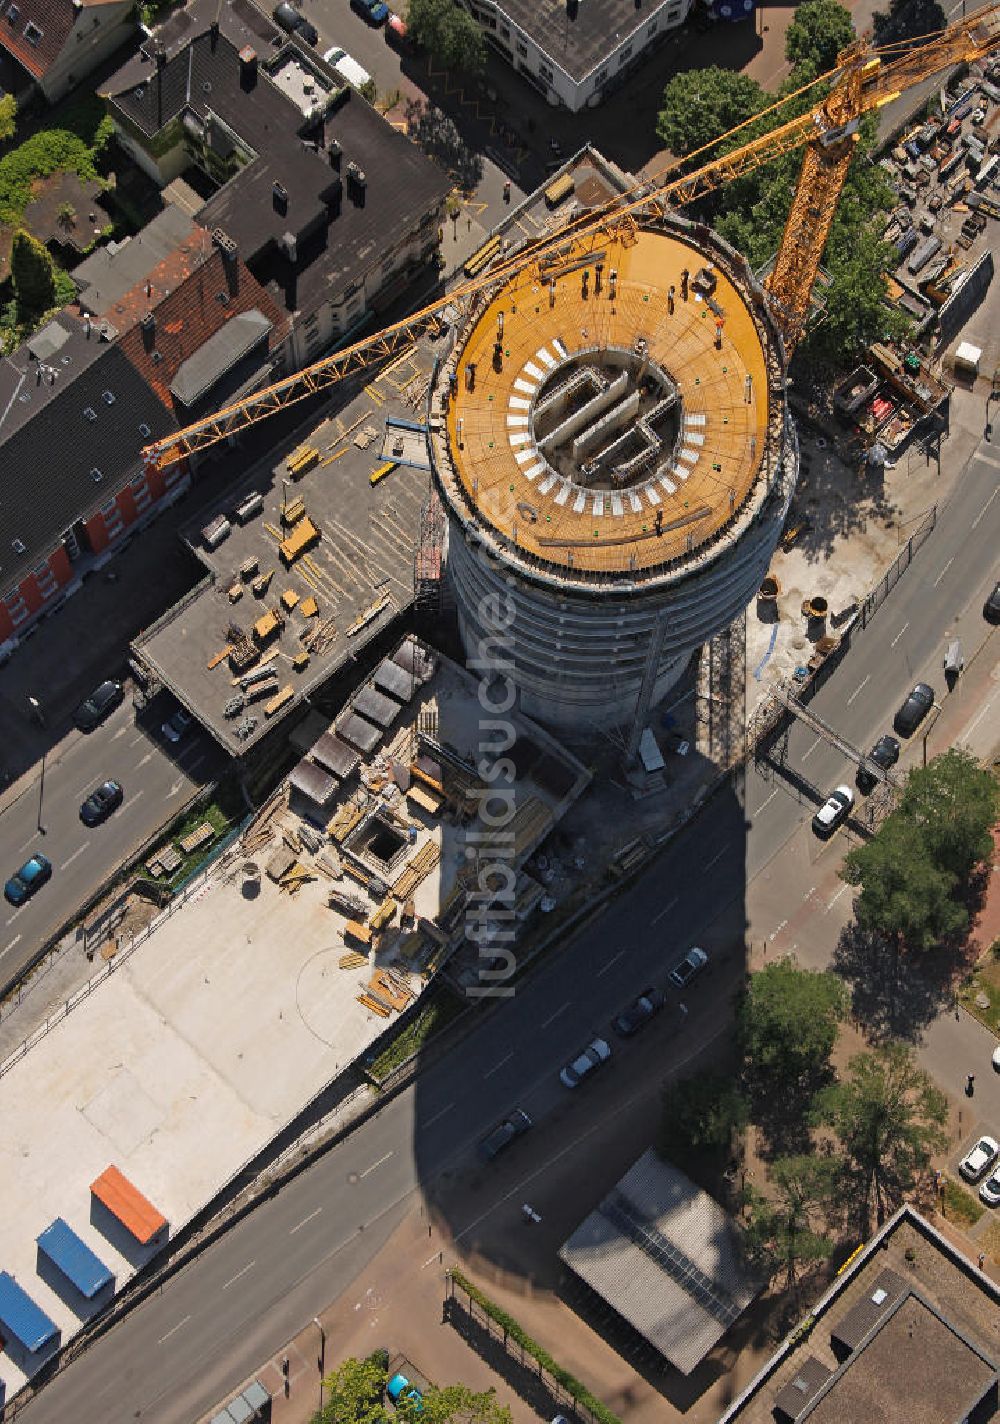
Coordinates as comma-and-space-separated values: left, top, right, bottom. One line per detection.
116, 244, 290, 412
0, 0, 127, 82
73, 207, 205, 318
94, 222, 216, 333
0, 315, 177, 596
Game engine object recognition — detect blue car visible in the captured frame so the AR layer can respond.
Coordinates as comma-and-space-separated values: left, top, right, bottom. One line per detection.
352, 0, 390, 23
4, 853, 53, 906
387, 1373, 424, 1414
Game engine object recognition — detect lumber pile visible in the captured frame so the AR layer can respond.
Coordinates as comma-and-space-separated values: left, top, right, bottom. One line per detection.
339, 951, 369, 970
357, 993, 391, 1017
329, 800, 366, 843
278, 862, 314, 894
370, 896, 398, 932
329, 886, 369, 918
392, 839, 440, 899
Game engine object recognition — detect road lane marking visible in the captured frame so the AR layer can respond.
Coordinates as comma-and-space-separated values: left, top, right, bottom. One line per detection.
1, 934, 22, 960
932, 557, 954, 587
484, 1053, 513, 1078
826, 884, 850, 912
5, 910, 22, 926
801, 737, 821, 760
222, 1261, 256, 1290
540, 1002, 570, 1028
289, 1207, 323, 1234
423, 1252, 441, 1269
423, 1102, 456, 1127
964, 690, 999, 740
18, 834, 37, 853
184, 752, 208, 776
112, 725, 130, 741
60, 842, 90, 870
705, 844, 728, 871
890, 622, 909, 647
128, 733, 145, 747
772, 919, 788, 937
756, 789, 780, 813
158, 1315, 190, 1345
803, 885, 816, 900
128, 790, 145, 805
972, 485, 999, 528
651, 896, 679, 926
137, 752, 153, 768
360, 1152, 393, 1179
846, 674, 870, 706
596, 950, 626, 977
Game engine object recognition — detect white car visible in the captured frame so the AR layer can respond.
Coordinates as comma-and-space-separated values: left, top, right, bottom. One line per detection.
812, 785, 854, 838
980, 1165, 1000, 1207
559, 1037, 610, 1088
959, 1135, 1000, 1183
668, 946, 708, 990
322, 45, 371, 89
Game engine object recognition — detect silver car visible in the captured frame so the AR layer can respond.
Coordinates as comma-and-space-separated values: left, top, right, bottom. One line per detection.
959, 1135, 999, 1183
559, 1037, 611, 1088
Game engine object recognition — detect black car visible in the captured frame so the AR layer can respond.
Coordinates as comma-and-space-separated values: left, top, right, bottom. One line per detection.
73, 679, 124, 732
273, 0, 318, 42
80, 779, 124, 826
856, 734, 900, 793
479, 1108, 532, 1161
612, 987, 665, 1037
985, 580, 1000, 624
893, 682, 934, 737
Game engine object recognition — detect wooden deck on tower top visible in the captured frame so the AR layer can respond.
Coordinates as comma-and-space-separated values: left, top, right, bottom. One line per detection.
446, 226, 771, 576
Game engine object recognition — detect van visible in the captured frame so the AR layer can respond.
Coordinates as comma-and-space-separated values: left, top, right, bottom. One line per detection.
944, 638, 963, 681
323, 47, 371, 89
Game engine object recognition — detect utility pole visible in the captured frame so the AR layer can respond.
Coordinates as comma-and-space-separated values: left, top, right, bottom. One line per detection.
37, 749, 47, 836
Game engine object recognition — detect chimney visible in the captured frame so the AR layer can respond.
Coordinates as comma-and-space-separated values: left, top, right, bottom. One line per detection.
155, 45, 167, 69
239, 45, 258, 89
209, 17, 220, 47
140, 310, 156, 351
327, 137, 342, 169
346, 161, 367, 207
272, 182, 288, 215
213, 227, 240, 295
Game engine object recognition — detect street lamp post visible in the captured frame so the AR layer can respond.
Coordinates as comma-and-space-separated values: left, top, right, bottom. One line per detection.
314, 1317, 326, 1414
922, 703, 943, 768
37, 749, 47, 836
27, 694, 45, 728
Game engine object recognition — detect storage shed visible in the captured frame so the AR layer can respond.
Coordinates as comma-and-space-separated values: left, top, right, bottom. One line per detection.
0, 1273, 59, 1353
36, 1218, 113, 1298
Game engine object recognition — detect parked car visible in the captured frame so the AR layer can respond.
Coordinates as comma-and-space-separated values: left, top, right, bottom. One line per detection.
959, 1135, 1000, 1182
479, 1107, 533, 1160
980, 1165, 1000, 1208
161, 707, 195, 744
893, 682, 935, 736
273, 0, 318, 42
322, 45, 371, 88
984, 580, 1000, 623
668, 946, 708, 990
559, 1037, 611, 1088
857, 735, 900, 793
385, 11, 414, 49
80, 779, 124, 827
612, 987, 665, 1037
4, 853, 53, 906
812, 785, 854, 837
352, 0, 389, 23
387, 1374, 424, 1413
73, 679, 124, 732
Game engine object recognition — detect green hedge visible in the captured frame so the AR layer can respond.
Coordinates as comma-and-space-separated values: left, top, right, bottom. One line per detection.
448, 1270, 622, 1424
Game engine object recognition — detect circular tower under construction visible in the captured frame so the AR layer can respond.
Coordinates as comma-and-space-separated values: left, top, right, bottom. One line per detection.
428, 207, 798, 735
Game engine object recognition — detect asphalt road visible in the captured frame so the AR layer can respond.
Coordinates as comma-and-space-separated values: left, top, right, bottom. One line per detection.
17, 437, 1000, 1424
1, 700, 222, 988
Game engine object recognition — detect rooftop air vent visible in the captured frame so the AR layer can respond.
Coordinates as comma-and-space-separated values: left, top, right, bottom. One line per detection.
102, 390, 115, 405
139, 423, 152, 438
12, 538, 26, 553
152, 350, 163, 364
272, 182, 288, 213
90, 468, 103, 483
83, 406, 97, 421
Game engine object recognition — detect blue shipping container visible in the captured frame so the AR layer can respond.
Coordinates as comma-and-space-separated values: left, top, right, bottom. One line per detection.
36, 1218, 113, 1299
0, 1272, 58, 1353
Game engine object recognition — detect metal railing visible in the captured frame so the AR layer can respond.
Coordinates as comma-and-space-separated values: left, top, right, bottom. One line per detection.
859, 505, 937, 628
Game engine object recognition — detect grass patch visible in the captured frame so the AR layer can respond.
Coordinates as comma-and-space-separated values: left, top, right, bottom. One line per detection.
940, 1175, 985, 1228
140, 779, 245, 892
367, 988, 466, 1084
958, 954, 1000, 1034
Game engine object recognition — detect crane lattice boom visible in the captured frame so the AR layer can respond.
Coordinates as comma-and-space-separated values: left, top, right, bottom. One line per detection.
143, 5, 1000, 471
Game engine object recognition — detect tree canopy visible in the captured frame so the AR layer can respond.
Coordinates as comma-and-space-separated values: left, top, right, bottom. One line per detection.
10, 229, 57, 319
811, 1042, 947, 1233
314, 1354, 512, 1424
0, 93, 16, 145
660, 1073, 748, 1157
742, 1155, 839, 1297
872, 0, 945, 47
737, 958, 848, 1090
406, 0, 485, 75
656, 67, 769, 159
896, 747, 999, 883
785, 0, 855, 77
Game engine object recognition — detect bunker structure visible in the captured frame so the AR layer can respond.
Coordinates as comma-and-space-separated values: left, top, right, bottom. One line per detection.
428, 213, 798, 736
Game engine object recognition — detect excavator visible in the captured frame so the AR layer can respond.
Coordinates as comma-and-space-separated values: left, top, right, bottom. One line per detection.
142, 4, 1000, 471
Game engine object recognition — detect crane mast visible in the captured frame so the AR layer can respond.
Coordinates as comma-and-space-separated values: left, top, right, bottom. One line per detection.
143, 5, 1000, 470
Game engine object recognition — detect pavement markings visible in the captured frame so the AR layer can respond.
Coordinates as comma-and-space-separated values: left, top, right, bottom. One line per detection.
756, 789, 780, 814
60, 842, 90, 870
772, 919, 788, 938
963, 689, 999, 740
360, 1152, 394, 1179
826, 884, 850, 913
184, 752, 209, 776
1, 934, 22, 960
129, 789, 145, 805
222, 1262, 256, 1290
540, 1002, 570, 1028
5, 910, 21, 926
801, 737, 821, 761
596, 950, 626, 976
846, 674, 870, 705
890, 622, 909, 648
137, 752, 153, 768
422, 1252, 441, 1270
423, 1102, 456, 1127
289, 1207, 323, 1235
157, 1315, 191, 1345
483, 1053, 513, 1078
932, 557, 954, 588
18, 833, 38, 853
977, 450, 1000, 471
705, 844, 729, 871
803, 885, 816, 901
651, 897, 679, 926
128, 733, 146, 747
112, 725, 130, 741
167, 780, 184, 798
971, 485, 999, 529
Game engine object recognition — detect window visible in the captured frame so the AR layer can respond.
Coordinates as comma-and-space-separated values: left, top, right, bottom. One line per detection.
138, 422, 151, 438
516, 39, 527, 56
618, 43, 633, 65
23, 18, 42, 44
7, 4, 20, 25
12, 537, 26, 553
646, 18, 657, 33
131, 474, 147, 492
500, 23, 509, 36
102, 389, 115, 405
538, 61, 553, 82
83, 406, 97, 421
91, 468, 103, 483
594, 66, 608, 86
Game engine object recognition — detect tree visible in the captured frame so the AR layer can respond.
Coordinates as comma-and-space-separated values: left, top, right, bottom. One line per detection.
420, 1385, 511, 1424
785, 0, 855, 76
896, 748, 1000, 884
656, 67, 768, 158
659, 1073, 748, 1157
872, 0, 945, 48
812, 1042, 947, 1234
10, 229, 57, 320
406, 0, 485, 75
742, 1155, 839, 1300
315, 1353, 389, 1424
737, 958, 848, 1091
841, 813, 966, 950
0, 93, 16, 144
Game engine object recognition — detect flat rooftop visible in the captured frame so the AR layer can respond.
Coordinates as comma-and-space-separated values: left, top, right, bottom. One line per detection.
436, 222, 771, 578
722, 1208, 1000, 1424
494, 0, 685, 83
0, 642, 588, 1398
132, 343, 437, 755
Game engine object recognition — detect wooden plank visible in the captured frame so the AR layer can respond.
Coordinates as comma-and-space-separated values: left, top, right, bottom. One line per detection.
264, 684, 295, 718
300, 595, 319, 618
208, 645, 233, 670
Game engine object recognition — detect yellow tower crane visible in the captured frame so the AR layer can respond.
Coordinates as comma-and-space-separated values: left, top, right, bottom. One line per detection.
143, 4, 1000, 471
